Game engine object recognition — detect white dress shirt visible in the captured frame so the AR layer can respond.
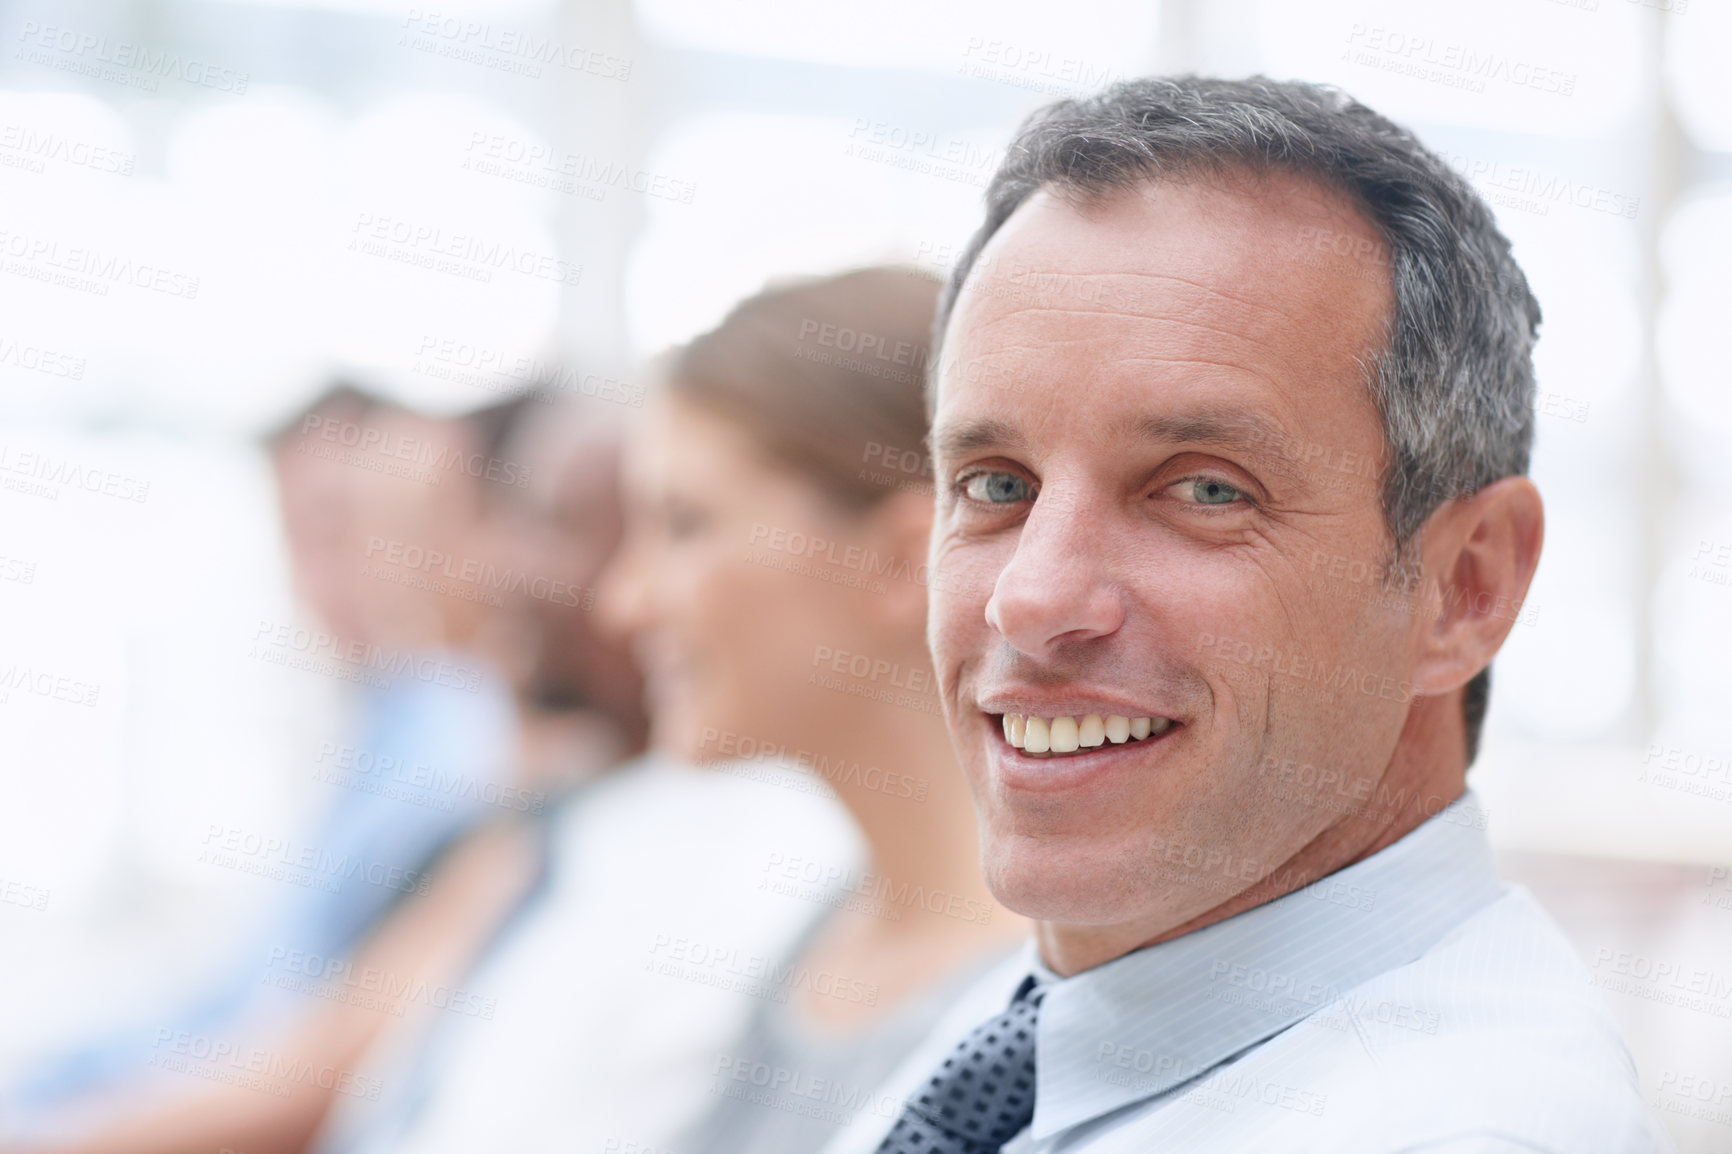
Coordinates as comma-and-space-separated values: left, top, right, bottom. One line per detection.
314, 755, 865, 1154
822, 790, 1673, 1154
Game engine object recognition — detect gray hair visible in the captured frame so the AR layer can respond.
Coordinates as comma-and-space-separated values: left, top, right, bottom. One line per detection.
932, 76, 1541, 765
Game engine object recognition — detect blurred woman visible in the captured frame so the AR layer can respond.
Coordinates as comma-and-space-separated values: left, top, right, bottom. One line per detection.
599, 267, 1028, 1154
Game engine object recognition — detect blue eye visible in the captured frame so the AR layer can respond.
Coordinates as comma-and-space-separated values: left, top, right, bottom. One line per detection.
961, 471, 1033, 504
1185, 478, 1242, 505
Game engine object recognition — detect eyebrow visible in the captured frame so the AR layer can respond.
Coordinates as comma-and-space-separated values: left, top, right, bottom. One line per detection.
930, 405, 1316, 492
1137, 408, 1289, 456
929, 417, 1023, 462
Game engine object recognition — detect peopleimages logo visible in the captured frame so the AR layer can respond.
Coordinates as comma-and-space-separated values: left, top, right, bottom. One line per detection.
0, 875, 50, 912
249, 620, 486, 692
709, 1052, 902, 1126
760, 853, 994, 926
842, 119, 999, 189
398, 9, 633, 81
15, 21, 250, 94
0, 661, 101, 707
0, 227, 200, 299
697, 726, 930, 804
363, 537, 590, 609
314, 740, 546, 814
264, 946, 498, 1018
0, 122, 137, 175
1591, 948, 1732, 1017
462, 132, 694, 204
1195, 630, 1415, 706
648, 933, 880, 1006
413, 336, 645, 407
797, 316, 929, 369
746, 523, 934, 587
198, 824, 433, 896
0, 333, 86, 379
149, 1030, 380, 1100
296, 412, 533, 488
957, 37, 1119, 97
348, 212, 582, 286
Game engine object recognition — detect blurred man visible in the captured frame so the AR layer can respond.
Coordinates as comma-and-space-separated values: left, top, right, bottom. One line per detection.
829, 77, 1664, 1153
473, 392, 648, 784
265, 385, 524, 957
1, 386, 520, 1147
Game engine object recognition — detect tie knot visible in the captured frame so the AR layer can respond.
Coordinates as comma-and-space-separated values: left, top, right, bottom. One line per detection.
874, 978, 1045, 1154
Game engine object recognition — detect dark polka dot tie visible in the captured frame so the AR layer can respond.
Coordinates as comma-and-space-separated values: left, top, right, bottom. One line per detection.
873, 974, 1045, 1154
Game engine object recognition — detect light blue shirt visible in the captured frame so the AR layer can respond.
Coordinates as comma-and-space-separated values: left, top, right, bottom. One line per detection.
4, 658, 518, 1132
823, 790, 1672, 1154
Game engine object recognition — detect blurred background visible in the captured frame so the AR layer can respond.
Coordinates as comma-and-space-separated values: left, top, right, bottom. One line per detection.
0, 0, 1728, 1148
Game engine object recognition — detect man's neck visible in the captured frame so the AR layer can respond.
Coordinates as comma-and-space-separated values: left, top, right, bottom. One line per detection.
1036, 691, 1469, 976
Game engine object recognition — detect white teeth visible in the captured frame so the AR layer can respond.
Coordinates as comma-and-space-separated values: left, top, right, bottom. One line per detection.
1023, 715, 1051, 753
999, 712, 1171, 756
1049, 716, 1080, 753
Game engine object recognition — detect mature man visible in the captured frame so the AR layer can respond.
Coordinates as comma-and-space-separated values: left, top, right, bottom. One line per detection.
824, 78, 1663, 1153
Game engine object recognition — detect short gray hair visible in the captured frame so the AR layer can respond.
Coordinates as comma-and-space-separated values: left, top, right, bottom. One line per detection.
933, 76, 1541, 765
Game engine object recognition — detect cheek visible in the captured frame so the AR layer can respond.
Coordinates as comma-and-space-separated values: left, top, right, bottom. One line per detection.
928, 538, 1009, 665
1148, 536, 1308, 658
680, 548, 759, 662
1179, 543, 1414, 746
685, 546, 816, 701
651, 551, 754, 761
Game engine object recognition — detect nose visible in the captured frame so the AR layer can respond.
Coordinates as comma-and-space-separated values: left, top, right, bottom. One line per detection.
595, 532, 650, 644
984, 486, 1124, 659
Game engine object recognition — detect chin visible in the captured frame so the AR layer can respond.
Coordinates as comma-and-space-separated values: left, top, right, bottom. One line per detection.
650, 705, 712, 766
981, 831, 1163, 927
651, 722, 696, 766
659, 689, 769, 769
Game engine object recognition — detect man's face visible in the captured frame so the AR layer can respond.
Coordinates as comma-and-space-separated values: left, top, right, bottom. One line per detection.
506, 421, 644, 722
929, 172, 1420, 944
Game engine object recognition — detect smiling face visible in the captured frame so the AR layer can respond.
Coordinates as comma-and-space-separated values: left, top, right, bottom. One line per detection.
600, 391, 926, 764
929, 171, 1424, 954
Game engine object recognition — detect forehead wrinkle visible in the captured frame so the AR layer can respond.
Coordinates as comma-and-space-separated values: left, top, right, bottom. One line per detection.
957, 296, 1384, 432
952, 332, 1294, 410
1112, 355, 1282, 394
969, 307, 1293, 356
966, 267, 1317, 334
960, 298, 1335, 382
1116, 268, 1321, 333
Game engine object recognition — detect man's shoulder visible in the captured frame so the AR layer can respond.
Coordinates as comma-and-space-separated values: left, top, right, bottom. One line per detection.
1085, 887, 1665, 1154
1294, 884, 1661, 1152
1380, 881, 1633, 1059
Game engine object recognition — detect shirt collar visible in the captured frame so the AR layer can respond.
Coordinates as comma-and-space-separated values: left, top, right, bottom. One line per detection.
1027, 789, 1504, 1141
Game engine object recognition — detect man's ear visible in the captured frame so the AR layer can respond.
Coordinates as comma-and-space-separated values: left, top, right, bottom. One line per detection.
862, 488, 938, 632
1408, 476, 1545, 697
